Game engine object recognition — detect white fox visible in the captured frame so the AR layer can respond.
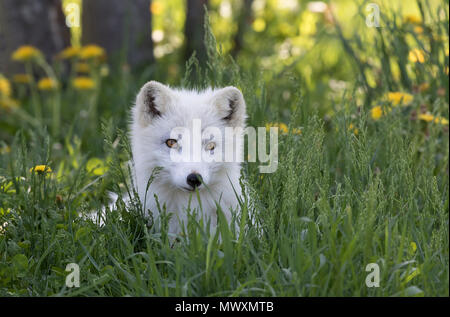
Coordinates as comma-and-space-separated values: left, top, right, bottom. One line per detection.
130, 81, 247, 235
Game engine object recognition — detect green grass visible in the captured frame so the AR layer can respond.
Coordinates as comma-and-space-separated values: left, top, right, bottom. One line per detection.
0, 2, 448, 296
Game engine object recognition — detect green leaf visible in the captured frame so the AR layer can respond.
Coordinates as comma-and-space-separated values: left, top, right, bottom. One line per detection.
12, 254, 28, 276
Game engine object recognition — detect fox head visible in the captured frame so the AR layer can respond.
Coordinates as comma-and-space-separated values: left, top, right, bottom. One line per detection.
131, 81, 246, 194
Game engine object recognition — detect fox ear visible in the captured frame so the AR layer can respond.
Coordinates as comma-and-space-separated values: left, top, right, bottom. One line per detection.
135, 81, 173, 126
212, 86, 246, 127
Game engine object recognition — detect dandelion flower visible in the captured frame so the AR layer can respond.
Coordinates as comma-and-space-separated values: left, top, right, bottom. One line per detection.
37, 77, 58, 91
150, 1, 163, 15
292, 128, 302, 135
30, 165, 52, 174
418, 113, 437, 122
370, 106, 383, 120
418, 113, 449, 125
72, 77, 96, 90
266, 122, 288, 134
57, 46, 80, 59
253, 18, 266, 32
409, 242, 417, 254
404, 15, 421, 25
13, 74, 32, 84
408, 49, 425, 63
348, 123, 359, 135
277, 123, 289, 134
266, 123, 301, 135
11, 45, 42, 62
0, 77, 11, 97
387, 92, 413, 106
79, 44, 106, 60
413, 26, 424, 34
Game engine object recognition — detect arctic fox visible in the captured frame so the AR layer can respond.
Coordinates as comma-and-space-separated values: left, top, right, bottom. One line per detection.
130, 81, 247, 235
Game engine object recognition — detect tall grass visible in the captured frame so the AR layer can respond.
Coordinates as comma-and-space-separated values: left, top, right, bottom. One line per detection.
0, 1, 448, 296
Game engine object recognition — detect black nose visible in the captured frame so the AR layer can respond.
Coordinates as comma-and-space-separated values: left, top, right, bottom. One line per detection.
186, 173, 202, 189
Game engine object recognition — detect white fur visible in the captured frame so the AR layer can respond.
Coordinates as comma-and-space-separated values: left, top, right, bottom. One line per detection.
130, 81, 247, 235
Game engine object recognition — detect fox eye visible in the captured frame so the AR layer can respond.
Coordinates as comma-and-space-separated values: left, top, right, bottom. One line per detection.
165, 139, 178, 148
206, 142, 216, 151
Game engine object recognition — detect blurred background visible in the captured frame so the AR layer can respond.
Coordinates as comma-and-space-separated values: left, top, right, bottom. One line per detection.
0, 0, 448, 155
1, 1, 440, 84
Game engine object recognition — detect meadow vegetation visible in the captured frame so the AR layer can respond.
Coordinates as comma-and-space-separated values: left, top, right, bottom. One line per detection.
0, 1, 448, 296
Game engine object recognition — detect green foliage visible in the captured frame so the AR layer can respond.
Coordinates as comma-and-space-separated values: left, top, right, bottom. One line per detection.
0, 1, 448, 296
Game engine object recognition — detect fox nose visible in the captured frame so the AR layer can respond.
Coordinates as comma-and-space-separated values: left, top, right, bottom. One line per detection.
186, 173, 202, 189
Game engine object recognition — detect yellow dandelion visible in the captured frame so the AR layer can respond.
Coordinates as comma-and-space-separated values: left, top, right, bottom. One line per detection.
292, 128, 302, 135
278, 123, 289, 134
37, 77, 58, 91
408, 49, 425, 63
72, 77, 96, 90
418, 113, 434, 122
253, 18, 266, 32
413, 26, 424, 34
57, 46, 80, 59
409, 242, 417, 254
404, 15, 421, 25
0, 77, 11, 97
418, 113, 449, 125
370, 106, 383, 120
150, 1, 163, 15
266, 122, 288, 134
445, 48, 449, 57
12, 74, 32, 84
348, 123, 359, 135
11, 45, 42, 62
79, 44, 106, 60
75, 62, 90, 73
266, 123, 301, 135
387, 92, 414, 106
30, 165, 52, 174
0, 98, 19, 110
